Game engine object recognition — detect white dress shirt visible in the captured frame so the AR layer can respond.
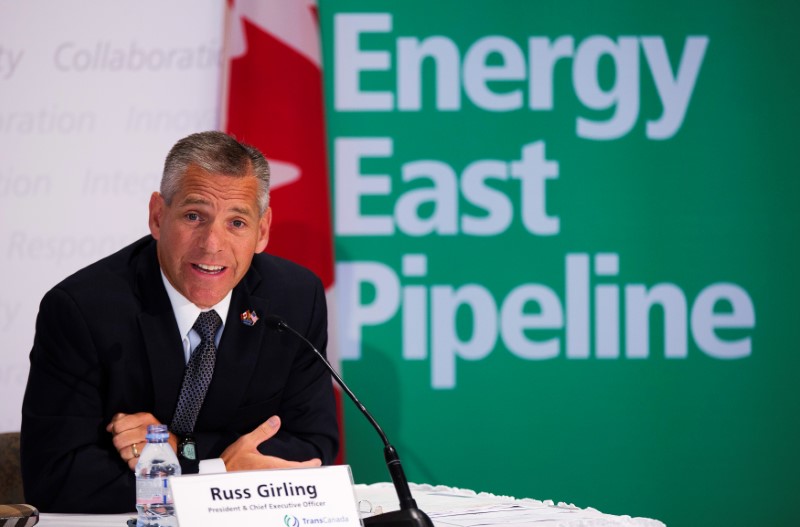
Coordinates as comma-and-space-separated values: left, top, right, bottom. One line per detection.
160, 271, 231, 363
160, 271, 230, 474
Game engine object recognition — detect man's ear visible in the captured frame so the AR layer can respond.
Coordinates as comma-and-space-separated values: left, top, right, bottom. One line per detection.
255, 207, 272, 253
148, 192, 164, 240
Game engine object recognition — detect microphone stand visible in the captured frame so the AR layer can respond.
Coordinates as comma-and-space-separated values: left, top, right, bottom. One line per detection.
267, 316, 434, 527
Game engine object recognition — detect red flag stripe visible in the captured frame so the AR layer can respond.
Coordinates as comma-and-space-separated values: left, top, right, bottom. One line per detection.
221, 0, 344, 464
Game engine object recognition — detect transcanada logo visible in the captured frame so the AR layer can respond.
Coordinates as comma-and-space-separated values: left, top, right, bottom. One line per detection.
284, 515, 300, 527
298, 517, 352, 525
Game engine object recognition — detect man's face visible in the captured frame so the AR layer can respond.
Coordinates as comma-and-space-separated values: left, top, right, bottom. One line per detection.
148, 165, 271, 308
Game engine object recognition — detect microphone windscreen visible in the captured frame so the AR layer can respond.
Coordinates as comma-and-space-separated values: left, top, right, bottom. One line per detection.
263, 314, 285, 330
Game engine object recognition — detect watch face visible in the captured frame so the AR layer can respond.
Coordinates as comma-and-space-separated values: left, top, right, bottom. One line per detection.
181, 440, 197, 460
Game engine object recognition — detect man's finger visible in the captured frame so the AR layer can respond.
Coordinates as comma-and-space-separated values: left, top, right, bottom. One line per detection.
105, 412, 127, 433
247, 415, 280, 447
237, 415, 281, 451
268, 457, 322, 469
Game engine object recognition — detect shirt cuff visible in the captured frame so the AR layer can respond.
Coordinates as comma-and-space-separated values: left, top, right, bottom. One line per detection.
199, 458, 227, 474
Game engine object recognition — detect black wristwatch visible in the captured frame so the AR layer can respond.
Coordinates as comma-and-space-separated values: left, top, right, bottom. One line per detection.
178, 435, 196, 460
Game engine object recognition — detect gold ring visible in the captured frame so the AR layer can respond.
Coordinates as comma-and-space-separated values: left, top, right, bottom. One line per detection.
131, 443, 139, 458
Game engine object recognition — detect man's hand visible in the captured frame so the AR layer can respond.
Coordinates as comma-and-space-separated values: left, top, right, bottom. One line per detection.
106, 412, 178, 471
220, 416, 322, 471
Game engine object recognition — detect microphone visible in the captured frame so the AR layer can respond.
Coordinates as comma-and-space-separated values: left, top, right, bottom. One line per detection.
264, 315, 434, 527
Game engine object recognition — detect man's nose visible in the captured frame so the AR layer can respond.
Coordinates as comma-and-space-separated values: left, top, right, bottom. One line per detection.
198, 221, 224, 252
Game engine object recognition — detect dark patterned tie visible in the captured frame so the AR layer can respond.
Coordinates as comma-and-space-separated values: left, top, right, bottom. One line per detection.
171, 310, 222, 435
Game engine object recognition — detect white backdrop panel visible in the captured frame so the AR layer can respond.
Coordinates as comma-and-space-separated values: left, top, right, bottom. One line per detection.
0, 0, 225, 431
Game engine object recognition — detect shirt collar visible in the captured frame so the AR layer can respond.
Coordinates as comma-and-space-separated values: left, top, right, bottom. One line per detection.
160, 271, 232, 339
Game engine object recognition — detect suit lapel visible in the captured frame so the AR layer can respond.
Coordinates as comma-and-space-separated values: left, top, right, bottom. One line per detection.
199, 264, 270, 428
134, 240, 186, 422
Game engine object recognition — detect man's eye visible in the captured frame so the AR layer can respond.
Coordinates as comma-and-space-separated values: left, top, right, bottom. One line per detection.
232, 220, 246, 228
186, 213, 200, 221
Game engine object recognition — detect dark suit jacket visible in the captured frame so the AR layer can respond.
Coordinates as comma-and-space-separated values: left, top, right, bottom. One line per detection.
20, 236, 338, 513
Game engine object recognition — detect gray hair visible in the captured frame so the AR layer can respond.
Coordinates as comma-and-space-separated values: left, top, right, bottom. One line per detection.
161, 131, 270, 214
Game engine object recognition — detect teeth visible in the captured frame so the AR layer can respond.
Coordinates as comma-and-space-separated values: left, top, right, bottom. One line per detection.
196, 263, 223, 272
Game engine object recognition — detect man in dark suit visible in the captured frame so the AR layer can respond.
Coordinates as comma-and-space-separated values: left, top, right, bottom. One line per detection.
20, 131, 339, 513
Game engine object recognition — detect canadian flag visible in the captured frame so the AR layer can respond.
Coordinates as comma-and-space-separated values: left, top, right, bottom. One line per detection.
220, 0, 344, 463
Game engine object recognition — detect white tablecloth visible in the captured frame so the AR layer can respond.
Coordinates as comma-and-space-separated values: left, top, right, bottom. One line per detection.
35, 482, 664, 527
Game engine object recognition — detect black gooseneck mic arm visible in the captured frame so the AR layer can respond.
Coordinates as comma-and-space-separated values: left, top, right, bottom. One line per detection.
264, 315, 434, 527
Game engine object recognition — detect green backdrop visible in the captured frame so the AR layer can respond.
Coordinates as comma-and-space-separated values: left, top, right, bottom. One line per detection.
318, 2, 800, 526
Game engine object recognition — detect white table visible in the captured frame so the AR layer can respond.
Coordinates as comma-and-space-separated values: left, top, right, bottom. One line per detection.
35, 482, 664, 527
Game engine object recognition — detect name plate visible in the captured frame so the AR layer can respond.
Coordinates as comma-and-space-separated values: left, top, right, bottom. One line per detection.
169, 465, 362, 527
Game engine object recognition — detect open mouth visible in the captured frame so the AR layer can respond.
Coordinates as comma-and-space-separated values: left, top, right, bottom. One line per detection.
192, 263, 226, 275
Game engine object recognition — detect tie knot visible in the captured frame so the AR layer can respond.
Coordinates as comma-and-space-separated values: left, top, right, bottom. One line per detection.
193, 310, 222, 341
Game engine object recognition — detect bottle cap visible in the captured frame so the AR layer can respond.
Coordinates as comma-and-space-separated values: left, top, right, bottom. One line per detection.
146, 424, 170, 441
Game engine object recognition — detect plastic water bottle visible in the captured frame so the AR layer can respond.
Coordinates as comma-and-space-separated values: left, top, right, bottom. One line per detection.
135, 424, 181, 527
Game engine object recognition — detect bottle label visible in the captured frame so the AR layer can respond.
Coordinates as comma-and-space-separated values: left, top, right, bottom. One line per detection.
136, 476, 173, 505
